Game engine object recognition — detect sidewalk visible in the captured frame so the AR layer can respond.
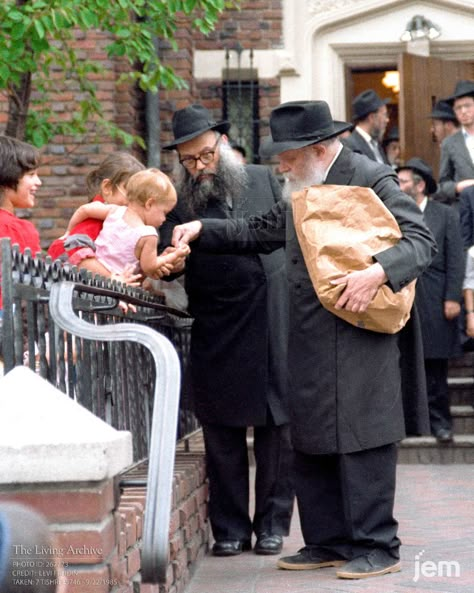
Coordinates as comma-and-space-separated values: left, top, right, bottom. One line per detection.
184, 465, 474, 593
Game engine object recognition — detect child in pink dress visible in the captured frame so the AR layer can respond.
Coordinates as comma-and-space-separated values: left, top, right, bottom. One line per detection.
64, 168, 189, 280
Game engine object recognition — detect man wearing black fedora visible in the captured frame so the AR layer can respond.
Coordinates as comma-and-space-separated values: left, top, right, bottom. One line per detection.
171, 99, 436, 580
159, 103, 294, 558
439, 80, 474, 204
398, 158, 464, 443
343, 89, 390, 165
429, 100, 460, 146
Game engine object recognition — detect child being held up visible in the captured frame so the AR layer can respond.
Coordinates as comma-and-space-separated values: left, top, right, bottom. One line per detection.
62, 168, 189, 281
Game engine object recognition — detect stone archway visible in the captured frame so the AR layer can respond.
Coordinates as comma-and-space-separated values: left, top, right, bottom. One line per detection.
280, 0, 474, 118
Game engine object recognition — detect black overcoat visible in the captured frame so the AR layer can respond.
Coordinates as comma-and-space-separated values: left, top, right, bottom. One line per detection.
160, 164, 289, 427
198, 148, 437, 454
415, 200, 464, 359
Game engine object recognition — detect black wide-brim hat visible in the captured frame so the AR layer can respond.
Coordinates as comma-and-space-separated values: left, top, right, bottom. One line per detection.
163, 103, 230, 149
428, 99, 457, 121
352, 89, 390, 121
263, 101, 352, 157
397, 157, 438, 195
445, 80, 474, 105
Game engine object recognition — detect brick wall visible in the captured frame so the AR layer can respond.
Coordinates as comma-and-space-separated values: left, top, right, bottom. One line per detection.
0, 451, 208, 593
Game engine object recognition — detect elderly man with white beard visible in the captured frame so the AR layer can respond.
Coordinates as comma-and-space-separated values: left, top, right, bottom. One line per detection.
159, 104, 294, 558
171, 101, 437, 580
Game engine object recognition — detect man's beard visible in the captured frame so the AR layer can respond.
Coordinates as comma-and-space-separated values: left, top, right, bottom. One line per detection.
173, 143, 248, 216
282, 155, 326, 203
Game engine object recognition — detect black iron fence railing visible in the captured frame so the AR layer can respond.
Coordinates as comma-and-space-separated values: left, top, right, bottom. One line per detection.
0, 238, 199, 461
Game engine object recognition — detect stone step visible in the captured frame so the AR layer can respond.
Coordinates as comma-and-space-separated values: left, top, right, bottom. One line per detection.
398, 434, 474, 463
448, 376, 474, 406
451, 405, 474, 434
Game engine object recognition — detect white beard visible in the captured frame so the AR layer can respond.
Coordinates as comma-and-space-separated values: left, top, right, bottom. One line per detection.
282, 163, 326, 203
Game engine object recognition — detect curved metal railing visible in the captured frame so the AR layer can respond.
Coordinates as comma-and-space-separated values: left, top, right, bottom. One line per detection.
49, 281, 180, 583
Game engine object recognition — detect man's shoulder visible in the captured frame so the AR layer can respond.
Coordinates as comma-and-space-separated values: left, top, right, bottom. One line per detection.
441, 129, 463, 149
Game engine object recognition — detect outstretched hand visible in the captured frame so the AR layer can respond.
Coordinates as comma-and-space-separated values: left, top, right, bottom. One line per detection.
331, 263, 387, 313
172, 220, 203, 248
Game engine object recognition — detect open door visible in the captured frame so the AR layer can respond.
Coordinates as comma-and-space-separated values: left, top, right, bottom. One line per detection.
398, 53, 474, 176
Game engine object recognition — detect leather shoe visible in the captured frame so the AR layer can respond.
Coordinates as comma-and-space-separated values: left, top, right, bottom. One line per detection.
254, 533, 283, 555
435, 428, 453, 443
277, 547, 346, 570
212, 539, 251, 557
336, 549, 401, 579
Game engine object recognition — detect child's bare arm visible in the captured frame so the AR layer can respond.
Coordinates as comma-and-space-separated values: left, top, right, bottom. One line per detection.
66, 203, 113, 233
139, 236, 189, 278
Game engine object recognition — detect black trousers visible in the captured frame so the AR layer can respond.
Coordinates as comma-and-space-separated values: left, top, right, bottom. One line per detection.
293, 443, 400, 559
202, 421, 294, 542
425, 358, 452, 432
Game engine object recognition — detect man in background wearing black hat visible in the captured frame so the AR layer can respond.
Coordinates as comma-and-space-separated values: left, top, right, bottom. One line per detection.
159, 104, 294, 558
171, 100, 436, 580
398, 158, 464, 443
429, 100, 460, 146
343, 89, 390, 165
439, 80, 474, 204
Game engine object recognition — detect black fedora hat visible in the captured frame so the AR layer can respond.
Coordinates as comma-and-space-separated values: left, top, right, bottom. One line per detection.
445, 80, 474, 105
163, 103, 230, 149
383, 126, 399, 145
428, 100, 457, 121
397, 157, 437, 195
263, 101, 352, 157
352, 89, 389, 121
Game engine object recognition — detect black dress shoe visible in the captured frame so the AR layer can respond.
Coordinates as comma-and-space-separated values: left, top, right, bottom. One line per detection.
212, 539, 252, 557
336, 549, 401, 579
435, 428, 453, 443
255, 533, 283, 555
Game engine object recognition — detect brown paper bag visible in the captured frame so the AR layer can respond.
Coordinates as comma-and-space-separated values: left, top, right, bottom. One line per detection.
292, 184, 416, 334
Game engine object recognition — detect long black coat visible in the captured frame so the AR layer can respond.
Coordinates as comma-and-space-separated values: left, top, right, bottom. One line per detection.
199, 148, 436, 454
415, 200, 464, 359
160, 165, 289, 427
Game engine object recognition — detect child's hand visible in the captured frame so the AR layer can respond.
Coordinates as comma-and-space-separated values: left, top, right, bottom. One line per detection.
112, 263, 143, 287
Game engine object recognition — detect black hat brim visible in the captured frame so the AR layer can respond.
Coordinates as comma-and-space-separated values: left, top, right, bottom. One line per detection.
163, 121, 231, 150
262, 121, 353, 157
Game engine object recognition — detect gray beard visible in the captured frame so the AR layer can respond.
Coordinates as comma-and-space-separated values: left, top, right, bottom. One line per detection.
282, 170, 326, 203
174, 145, 248, 217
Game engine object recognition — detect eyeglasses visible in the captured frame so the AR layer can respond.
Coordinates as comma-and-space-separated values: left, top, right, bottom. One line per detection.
179, 136, 220, 170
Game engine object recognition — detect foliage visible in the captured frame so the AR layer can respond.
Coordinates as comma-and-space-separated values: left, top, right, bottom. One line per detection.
0, 0, 239, 146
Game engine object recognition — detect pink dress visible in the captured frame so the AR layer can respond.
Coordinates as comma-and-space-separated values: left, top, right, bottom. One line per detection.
94, 206, 157, 274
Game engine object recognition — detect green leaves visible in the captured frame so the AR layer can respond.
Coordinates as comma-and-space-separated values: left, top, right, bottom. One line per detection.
0, 0, 241, 145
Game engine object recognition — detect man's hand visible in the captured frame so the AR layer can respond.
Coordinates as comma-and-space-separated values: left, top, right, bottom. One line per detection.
172, 220, 203, 248
444, 300, 461, 320
331, 262, 387, 313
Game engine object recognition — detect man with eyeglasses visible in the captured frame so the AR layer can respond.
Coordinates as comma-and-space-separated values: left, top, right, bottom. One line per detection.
439, 80, 474, 207
160, 103, 294, 558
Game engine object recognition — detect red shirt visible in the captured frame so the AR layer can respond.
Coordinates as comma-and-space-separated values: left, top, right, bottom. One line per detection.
0, 209, 42, 308
47, 194, 105, 263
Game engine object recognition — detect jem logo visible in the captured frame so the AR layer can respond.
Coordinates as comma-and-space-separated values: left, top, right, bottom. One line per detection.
413, 550, 461, 582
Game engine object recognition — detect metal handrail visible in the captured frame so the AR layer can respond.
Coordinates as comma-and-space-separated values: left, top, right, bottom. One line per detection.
49, 281, 180, 583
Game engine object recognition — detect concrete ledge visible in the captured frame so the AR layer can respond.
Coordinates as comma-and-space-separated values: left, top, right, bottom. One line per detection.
0, 367, 133, 482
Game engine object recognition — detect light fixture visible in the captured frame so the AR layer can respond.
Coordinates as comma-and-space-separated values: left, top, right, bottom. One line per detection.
400, 15, 441, 42
382, 71, 400, 94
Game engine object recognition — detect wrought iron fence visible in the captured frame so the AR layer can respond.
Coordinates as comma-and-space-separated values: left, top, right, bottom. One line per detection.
0, 238, 199, 461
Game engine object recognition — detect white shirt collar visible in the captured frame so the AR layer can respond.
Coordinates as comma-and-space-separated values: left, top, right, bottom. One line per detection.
355, 125, 373, 144
418, 196, 428, 212
323, 143, 344, 181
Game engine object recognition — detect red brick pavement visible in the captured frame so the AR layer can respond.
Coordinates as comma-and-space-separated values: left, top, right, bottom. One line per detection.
184, 465, 474, 593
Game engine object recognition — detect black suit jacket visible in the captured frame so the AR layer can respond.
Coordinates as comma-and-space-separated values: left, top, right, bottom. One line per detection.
343, 129, 389, 165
